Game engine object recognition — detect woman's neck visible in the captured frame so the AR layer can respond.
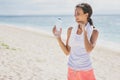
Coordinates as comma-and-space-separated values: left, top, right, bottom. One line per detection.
84, 21, 88, 26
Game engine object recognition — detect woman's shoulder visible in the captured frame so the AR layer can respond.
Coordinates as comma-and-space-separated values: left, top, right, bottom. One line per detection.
92, 27, 99, 36
93, 27, 99, 33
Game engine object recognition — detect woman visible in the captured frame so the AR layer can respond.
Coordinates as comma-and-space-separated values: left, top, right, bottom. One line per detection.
52, 3, 99, 80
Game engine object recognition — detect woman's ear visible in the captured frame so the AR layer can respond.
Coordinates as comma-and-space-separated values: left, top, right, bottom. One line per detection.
85, 13, 89, 18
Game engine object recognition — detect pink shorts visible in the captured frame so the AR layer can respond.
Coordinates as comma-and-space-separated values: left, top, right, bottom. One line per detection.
68, 67, 96, 80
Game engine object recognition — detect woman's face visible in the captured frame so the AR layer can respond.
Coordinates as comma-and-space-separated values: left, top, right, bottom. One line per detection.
74, 8, 88, 24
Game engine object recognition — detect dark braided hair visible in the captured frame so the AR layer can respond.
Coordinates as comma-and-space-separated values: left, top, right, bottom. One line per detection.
76, 3, 95, 28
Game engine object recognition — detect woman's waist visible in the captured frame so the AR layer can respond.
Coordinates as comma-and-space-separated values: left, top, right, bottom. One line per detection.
68, 52, 92, 70
68, 53, 91, 63
68, 61, 92, 71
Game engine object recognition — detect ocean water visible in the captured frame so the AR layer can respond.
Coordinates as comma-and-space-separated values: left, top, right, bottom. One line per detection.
0, 15, 120, 46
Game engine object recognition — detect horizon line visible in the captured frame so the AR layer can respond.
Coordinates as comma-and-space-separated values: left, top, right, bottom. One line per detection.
0, 14, 120, 17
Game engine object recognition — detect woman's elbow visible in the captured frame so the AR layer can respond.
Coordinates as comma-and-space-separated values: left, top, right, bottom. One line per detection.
86, 47, 94, 53
86, 49, 92, 53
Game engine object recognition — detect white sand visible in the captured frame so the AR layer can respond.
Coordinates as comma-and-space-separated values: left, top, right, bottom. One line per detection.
0, 25, 120, 80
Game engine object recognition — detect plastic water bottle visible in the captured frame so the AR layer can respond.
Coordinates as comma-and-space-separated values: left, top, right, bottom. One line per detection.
54, 17, 62, 37
56, 17, 62, 32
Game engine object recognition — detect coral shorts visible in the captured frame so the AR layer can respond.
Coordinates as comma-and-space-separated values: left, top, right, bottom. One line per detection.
68, 67, 96, 80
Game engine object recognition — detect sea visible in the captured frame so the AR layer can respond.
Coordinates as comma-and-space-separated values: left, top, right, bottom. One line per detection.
0, 15, 120, 51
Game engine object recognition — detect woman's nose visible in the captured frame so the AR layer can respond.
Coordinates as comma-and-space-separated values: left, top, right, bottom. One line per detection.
75, 16, 79, 21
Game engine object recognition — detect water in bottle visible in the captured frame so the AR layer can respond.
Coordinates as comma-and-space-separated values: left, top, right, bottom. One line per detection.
55, 17, 62, 37
56, 17, 62, 32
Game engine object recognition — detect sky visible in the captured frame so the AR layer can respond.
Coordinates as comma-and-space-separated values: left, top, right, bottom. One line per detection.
0, 0, 120, 15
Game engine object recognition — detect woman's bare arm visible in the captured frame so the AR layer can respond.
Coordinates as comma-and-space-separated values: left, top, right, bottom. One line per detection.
84, 29, 99, 53
57, 37, 70, 55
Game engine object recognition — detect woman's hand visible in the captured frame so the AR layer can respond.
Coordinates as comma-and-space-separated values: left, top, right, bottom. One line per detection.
79, 23, 86, 33
52, 25, 62, 38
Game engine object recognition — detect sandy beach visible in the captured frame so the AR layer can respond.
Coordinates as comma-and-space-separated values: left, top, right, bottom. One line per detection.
0, 25, 120, 80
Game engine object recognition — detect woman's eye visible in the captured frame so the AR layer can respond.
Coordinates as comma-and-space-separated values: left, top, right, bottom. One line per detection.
77, 13, 80, 16
74, 11, 81, 16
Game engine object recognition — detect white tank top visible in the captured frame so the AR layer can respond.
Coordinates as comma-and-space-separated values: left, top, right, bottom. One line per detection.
68, 23, 93, 70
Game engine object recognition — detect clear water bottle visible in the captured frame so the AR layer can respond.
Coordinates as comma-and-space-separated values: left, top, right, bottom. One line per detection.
54, 17, 62, 37
56, 17, 62, 32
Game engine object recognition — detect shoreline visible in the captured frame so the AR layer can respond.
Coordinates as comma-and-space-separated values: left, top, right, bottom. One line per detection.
97, 40, 120, 53
3, 23, 120, 52
0, 23, 120, 49
0, 23, 54, 37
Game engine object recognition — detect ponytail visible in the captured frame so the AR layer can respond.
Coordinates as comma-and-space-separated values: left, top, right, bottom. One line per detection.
88, 18, 95, 28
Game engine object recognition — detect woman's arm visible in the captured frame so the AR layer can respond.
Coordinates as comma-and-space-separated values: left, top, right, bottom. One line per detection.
56, 37, 70, 55
52, 26, 71, 55
84, 28, 99, 53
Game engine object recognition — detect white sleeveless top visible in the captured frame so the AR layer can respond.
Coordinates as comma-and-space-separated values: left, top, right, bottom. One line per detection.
68, 23, 93, 70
